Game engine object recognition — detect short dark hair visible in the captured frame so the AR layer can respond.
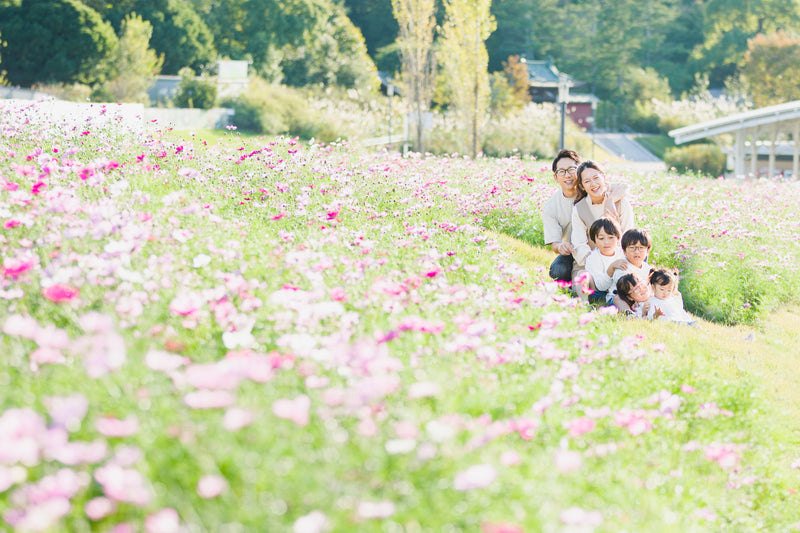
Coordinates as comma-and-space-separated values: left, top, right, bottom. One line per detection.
621, 228, 652, 250
552, 149, 581, 172
588, 217, 621, 242
649, 268, 677, 288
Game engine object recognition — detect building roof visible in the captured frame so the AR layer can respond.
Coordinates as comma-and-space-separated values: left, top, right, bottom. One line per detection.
669, 100, 800, 144
524, 58, 577, 88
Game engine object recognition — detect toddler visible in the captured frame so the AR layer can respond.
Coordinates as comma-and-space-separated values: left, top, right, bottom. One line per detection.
647, 269, 695, 324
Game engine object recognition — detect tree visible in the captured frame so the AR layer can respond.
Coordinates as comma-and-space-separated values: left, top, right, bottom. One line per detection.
92, 14, 164, 103
0, 0, 117, 87
344, 0, 399, 64
279, 3, 378, 89
91, 0, 216, 75
740, 30, 800, 107
690, 0, 800, 88
173, 67, 217, 108
392, 0, 437, 152
502, 55, 530, 109
439, 0, 496, 157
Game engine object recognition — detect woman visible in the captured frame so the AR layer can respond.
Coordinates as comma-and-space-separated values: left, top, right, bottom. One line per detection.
570, 160, 634, 269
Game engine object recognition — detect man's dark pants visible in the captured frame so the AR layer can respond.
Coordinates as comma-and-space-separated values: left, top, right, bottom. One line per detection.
549, 254, 574, 282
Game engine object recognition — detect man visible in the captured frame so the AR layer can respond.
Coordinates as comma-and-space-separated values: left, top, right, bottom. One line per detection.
542, 149, 582, 282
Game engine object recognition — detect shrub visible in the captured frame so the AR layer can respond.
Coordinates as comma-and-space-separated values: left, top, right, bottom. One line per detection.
222, 77, 316, 137
663, 143, 725, 177
173, 68, 217, 109
481, 103, 560, 158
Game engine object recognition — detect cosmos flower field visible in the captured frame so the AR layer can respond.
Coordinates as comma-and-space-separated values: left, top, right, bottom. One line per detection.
2, 102, 800, 532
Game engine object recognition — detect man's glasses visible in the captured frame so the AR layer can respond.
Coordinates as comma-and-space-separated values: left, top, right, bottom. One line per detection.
554, 166, 578, 178
627, 246, 649, 252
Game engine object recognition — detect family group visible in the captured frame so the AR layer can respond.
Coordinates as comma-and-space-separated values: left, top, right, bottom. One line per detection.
542, 149, 694, 323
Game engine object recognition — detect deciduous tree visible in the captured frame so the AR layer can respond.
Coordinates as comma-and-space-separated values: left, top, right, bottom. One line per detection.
392, 0, 437, 152
740, 30, 800, 107
439, 0, 496, 157
92, 14, 164, 103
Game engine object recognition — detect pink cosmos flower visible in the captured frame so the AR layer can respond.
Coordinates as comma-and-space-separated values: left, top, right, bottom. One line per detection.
357, 501, 396, 519
196, 475, 227, 499
293, 510, 329, 533
2, 257, 34, 279
272, 395, 311, 426
2, 314, 39, 339
45, 394, 89, 430
567, 417, 596, 439
42, 284, 80, 302
555, 449, 583, 473
85, 497, 117, 521
453, 464, 497, 491
704, 442, 741, 469
559, 507, 603, 527
169, 292, 204, 317
499, 450, 521, 466
94, 464, 151, 506
96, 416, 139, 438
183, 390, 236, 409
481, 522, 524, 533
614, 408, 653, 436
145, 508, 180, 533
222, 407, 255, 431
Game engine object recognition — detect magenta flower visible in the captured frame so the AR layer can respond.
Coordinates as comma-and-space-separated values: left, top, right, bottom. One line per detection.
42, 284, 80, 302
2, 256, 34, 279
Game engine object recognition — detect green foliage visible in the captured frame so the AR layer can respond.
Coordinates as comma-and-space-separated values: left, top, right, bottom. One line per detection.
502, 55, 531, 109
91, 14, 164, 103
634, 134, 675, 160
740, 30, 800, 107
173, 67, 218, 109
0, 0, 118, 87
96, 0, 216, 75
439, 0, 495, 156
31, 82, 93, 101
663, 143, 726, 177
280, 4, 378, 89
222, 77, 316, 136
489, 72, 516, 116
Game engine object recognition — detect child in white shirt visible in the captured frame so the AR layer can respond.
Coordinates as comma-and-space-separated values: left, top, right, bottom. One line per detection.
647, 269, 695, 324
582, 217, 625, 306
610, 228, 653, 312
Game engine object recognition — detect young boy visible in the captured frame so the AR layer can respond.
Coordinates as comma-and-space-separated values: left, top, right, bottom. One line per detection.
582, 217, 624, 305
609, 228, 653, 312
610, 228, 653, 287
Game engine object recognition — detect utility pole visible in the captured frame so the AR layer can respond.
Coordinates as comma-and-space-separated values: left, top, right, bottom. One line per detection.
558, 73, 569, 150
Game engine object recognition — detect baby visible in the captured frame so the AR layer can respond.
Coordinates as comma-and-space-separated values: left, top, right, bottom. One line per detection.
647, 269, 695, 324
